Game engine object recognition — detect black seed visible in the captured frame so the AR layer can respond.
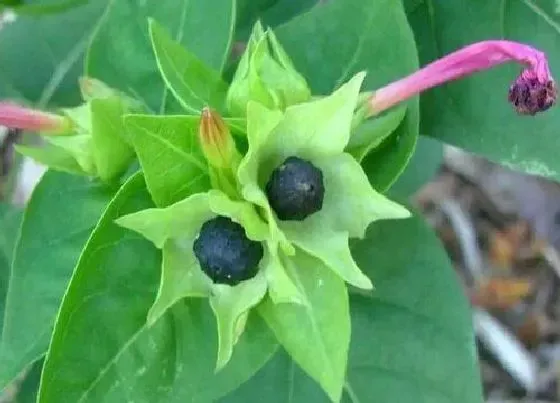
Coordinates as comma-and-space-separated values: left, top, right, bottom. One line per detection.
193, 216, 263, 285
508, 75, 557, 116
265, 156, 325, 221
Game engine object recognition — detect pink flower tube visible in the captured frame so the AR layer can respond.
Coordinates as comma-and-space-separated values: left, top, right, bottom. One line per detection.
368, 40, 557, 117
0, 102, 72, 133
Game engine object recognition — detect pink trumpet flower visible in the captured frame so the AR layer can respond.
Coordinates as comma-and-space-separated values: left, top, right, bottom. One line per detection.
368, 40, 557, 117
0, 102, 72, 133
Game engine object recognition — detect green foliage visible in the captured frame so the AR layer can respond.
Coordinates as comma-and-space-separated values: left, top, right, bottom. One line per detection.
0, 1, 108, 106
0, 172, 115, 390
86, 0, 235, 113
0, 203, 22, 333
7, 0, 551, 401
149, 19, 230, 114
275, 0, 419, 191
124, 115, 210, 207
1, 0, 89, 15
226, 214, 483, 403
38, 173, 277, 402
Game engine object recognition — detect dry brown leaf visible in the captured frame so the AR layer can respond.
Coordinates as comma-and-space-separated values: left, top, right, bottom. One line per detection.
489, 222, 530, 269
470, 277, 534, 310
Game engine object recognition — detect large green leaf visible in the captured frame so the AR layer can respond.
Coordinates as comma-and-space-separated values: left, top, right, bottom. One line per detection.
39, 173, 277, 403
86, 0, 235, 113
1, 0, 89, 15
275, 0, 419, 191
386, 135, 443, 200
225, 214, 483, 402
405, 0, 560, 181
0, 1, 109, 107
12, 359, 43, 403
149, 19, 229, 114
124, 115, 211, 207
0, 203, 22, 334
0, 171, 115, 389
234, 0, 317, 42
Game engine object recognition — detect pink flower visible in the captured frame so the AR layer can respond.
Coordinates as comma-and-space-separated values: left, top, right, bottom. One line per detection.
368, 40, 556, 117
0, 102, 72, 133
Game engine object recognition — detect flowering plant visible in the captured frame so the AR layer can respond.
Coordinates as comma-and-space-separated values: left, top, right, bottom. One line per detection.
0, 1, 557, 402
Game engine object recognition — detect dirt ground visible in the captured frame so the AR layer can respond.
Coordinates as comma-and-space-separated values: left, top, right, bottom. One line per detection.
415, 146, 560, 402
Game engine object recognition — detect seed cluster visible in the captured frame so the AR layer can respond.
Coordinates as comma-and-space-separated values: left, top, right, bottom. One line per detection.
193, 156, 325, 286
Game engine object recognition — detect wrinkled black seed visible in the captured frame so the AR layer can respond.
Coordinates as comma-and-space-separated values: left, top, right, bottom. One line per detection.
193, 216, 263, 285
508, 76, 557, 116
265, 156, 325, 221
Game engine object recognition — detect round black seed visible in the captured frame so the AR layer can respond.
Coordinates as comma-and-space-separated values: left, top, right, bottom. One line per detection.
193, 216, 263, 285
265, 156, 325, 221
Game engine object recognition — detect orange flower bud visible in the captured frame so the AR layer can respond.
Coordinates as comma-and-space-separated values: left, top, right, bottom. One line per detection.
199, 107, 238, 169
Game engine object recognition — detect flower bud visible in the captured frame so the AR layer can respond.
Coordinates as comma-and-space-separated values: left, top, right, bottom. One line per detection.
226, 22, 311, 116
199, 108, 238, 169
0, 102, 73, 134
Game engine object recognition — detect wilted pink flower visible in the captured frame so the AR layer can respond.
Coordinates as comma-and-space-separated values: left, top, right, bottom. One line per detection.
0, 102, 72, 133
368, 40, 556, 117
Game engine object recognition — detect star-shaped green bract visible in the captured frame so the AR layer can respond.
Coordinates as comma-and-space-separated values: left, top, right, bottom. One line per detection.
237, 72, 410, 295
116, 190, 271, 370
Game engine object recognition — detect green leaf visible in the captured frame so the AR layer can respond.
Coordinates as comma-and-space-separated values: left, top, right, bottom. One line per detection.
90, 96, 135, 182
347, 106, 407, 161
39, 173, 277, 402
2, 0, 89, 16
259, 249, 350, 403
124, 115, 211, 207
149, 19, 229, 114
12, 359, 43, 403
405, 1, 560, 181
276, 0, 419, 190
0, 1, 109, 107
15, 142, 85, 176
86, 0, 235, 113
233, 0, 317, 42
0, 203, 22, 334
387, 136, 443, 200
47, 135, 96, 175
226, 214, 483, 403
0, 171, 115, 389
